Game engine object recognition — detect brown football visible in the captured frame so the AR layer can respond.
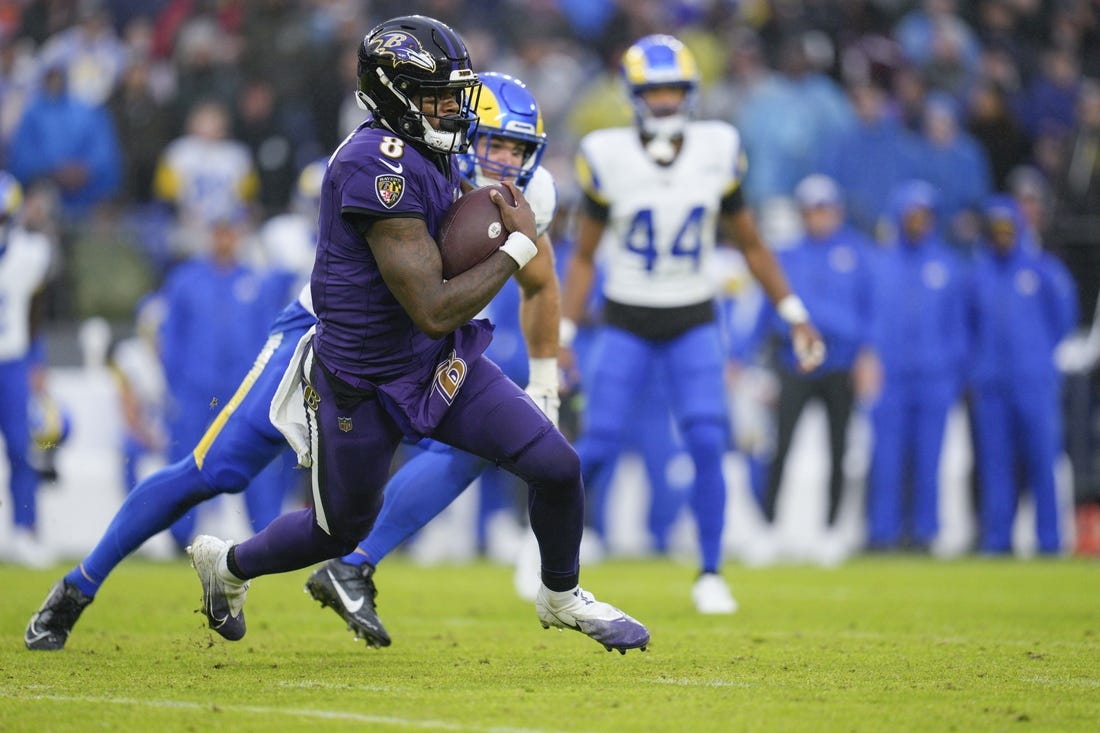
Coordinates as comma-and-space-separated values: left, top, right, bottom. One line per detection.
437, 184, 515, 280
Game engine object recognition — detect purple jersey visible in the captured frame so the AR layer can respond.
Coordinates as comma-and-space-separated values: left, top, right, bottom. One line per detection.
310, 122, 494, 435
312, 122, 466, 386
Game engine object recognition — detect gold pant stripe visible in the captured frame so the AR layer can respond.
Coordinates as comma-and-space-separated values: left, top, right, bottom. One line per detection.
192, 332, 284, 470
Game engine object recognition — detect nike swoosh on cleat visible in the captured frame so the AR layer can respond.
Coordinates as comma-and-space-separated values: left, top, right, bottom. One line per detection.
547, 610, 580, 631
204, 593, 230, 627
25, 622, 51, 645
327, 570, 365, 613
378, 159, 403, 174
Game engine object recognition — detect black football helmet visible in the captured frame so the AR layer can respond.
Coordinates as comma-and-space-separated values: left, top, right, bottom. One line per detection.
356, 15, 481, 154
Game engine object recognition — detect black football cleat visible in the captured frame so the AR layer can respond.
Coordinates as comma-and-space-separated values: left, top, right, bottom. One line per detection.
25, 579, 93, 651
306, 559, 391, 648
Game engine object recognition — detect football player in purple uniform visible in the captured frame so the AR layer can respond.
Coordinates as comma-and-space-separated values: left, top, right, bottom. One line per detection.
303, 71, 562, 648
187, 16, 649, 654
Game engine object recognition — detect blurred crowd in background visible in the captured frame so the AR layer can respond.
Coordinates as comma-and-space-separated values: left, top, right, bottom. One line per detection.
2, 0, 1100, 566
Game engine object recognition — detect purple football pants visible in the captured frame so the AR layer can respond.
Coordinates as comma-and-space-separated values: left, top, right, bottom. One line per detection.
232, 350, 583, 590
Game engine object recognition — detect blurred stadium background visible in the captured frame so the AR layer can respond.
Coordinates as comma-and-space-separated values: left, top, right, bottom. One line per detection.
0, 0, 1098, 564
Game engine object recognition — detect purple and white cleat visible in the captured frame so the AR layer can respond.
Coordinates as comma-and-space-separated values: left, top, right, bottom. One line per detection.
535, 585, 650, 654
187, 535, 249, 641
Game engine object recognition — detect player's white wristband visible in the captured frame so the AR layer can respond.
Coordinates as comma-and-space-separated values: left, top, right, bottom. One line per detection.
777, 294, 810, 325
499, 231, 538, 269
559, 318, 577, 348
528, 357, 559, 391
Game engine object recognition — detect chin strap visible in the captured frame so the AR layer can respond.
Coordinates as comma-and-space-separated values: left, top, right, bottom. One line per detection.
362, 70, 468, 153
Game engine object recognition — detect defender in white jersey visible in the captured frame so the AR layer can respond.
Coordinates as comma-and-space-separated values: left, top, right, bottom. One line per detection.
0, 172, 55, 567
153, 100, 258, 252
563, 35, 825, 614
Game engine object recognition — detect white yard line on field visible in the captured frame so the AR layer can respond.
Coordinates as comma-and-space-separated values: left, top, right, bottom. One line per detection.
752, 628, 1100, 649
646, 678, 754, 688
278, 680, 397, 693
4, 693, 583, 733
1019, 677, 1100, 688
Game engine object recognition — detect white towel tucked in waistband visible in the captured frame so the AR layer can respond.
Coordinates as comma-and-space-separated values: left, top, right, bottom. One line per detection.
269, 325, 315, 468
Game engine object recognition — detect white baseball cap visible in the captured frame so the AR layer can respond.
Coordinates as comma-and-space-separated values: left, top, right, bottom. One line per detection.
794, 174, 842, 209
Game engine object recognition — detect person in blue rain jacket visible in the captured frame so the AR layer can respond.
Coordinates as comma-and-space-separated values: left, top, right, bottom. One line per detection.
159, 215, 284, 549
912, 92, 993, 249
866, 180, 968, 551
743, 174, 876, 557
967, 195, 1077, 554
823, 80, 922, 238
6, 63, 121, 219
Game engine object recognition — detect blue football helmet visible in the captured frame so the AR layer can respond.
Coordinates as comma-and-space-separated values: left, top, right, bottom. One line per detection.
620, 34, 700, 145
458, 72, 547, 191
0, 170, 24, 222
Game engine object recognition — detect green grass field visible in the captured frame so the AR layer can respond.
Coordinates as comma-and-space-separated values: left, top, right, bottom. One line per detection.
2, 556, 1097, 732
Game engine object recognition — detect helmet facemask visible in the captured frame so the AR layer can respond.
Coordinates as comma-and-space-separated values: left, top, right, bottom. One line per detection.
357, 68, 481, 153
629, 83, 697, 163
464, 129, 545, 190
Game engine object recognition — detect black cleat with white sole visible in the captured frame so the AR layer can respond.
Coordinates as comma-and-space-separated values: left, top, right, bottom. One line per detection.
25, 579, 93, 651
306, 559, 391, 648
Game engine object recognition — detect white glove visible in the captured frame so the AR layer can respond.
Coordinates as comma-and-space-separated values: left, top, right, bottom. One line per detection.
793, 325, 826, 372
525, 357, 560, 427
